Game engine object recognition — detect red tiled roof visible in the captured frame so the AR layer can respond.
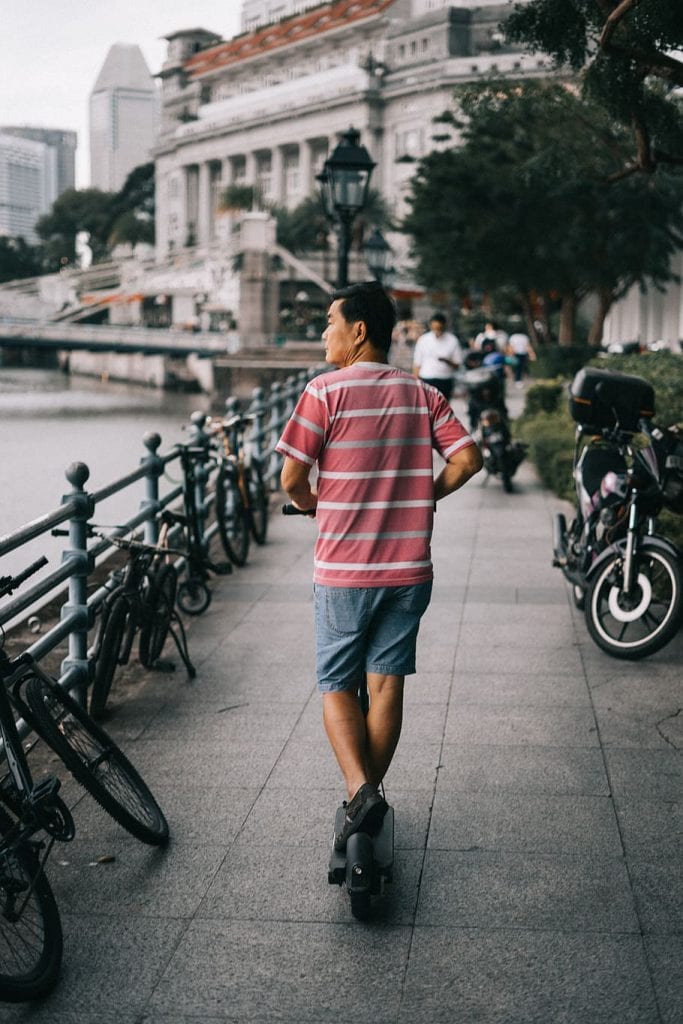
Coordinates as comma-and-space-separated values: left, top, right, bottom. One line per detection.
184, 0, 396, 78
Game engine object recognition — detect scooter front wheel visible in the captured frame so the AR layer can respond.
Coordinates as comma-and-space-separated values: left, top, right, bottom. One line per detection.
585, 543, 682, 659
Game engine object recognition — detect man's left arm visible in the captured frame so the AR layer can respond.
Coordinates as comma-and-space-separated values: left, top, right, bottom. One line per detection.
434, 444, 483, 501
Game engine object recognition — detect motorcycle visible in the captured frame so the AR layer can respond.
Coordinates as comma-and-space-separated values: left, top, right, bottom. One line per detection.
553, 367, 683, 660
463, 364, 526, 493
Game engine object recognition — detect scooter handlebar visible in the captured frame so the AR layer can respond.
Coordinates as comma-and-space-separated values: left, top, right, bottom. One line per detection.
281, 504, 316, 517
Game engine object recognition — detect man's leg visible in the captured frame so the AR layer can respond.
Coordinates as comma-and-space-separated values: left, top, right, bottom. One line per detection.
322, 690, 368, 800
365, 673, 405, 786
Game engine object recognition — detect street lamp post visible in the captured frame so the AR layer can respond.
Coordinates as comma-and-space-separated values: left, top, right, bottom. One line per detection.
317, 128, 376, 288
364, 227, 393, 285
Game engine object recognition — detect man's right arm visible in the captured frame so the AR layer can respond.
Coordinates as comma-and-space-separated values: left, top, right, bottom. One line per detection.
281, 457, 318, 512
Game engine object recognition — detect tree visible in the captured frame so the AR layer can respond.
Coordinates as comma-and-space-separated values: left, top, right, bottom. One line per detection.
0, 236, 45, 283
403, 80, 683, 344
108, 162, 155, 247
505, 0, 683, 178
35, 188, 116, 268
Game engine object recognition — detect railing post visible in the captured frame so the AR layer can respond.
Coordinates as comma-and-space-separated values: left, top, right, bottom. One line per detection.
140, 432, 163, 544
246, 386, 267, 463
267, 381, 284, 489
60, 461, 94, 705
188, 411, 211, 547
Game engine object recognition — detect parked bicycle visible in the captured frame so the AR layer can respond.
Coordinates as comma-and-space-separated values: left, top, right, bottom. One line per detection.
88, 529, 196, 720
0, 559, 169, 1001
205, 412, 270, 566
167, 441, 232, 612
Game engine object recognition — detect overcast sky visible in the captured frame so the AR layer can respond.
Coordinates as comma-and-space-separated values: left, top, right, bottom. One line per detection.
1, 1, 242, 187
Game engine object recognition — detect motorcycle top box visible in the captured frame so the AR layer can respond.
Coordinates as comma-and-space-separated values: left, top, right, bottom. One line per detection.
569, 368, 655, 432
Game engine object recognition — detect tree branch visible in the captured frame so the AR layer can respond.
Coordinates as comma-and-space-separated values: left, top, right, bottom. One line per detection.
599, 0, 640, 51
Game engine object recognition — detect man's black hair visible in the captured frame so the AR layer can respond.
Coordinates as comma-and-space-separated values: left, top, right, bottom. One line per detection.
331, 280, 396, 352
430, 312, 447, 325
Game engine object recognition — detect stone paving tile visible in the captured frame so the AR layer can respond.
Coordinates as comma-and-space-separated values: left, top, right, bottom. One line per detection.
604, 747, 683, 801
427, 792, 623, 857
415, 850, 639, 932
195, 840, 423, 925
594, 707, 681, 750
149, 920, 412, 1022
444, 704, 600, 748
398, 928, 660, 1024
454, 643, 584, 675
48, 837, 228, 918
644, 933, 683, 1024
437, 743, 610, 796
0, 916, 189, 1023
614, 798, 682, 860
629, 858, 683, 933
450, 670, 590, 707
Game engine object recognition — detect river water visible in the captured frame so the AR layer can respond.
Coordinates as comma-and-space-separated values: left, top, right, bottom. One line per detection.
0, 367, 214, 585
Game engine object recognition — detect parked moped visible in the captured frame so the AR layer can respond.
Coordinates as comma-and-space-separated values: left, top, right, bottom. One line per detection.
553, 367, 682, 659
463, 367, 526, 492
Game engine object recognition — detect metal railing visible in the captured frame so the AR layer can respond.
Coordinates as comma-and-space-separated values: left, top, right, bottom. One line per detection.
0, 368, 318, 727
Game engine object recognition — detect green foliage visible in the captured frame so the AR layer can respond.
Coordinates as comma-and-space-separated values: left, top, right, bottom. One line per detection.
273, 196, 328, 253
220, 184, 255, 211
35, 163, 156, 266
522, 379, 565, 417
504, 0, 683, 173
403, 79, 683, 339
516, 406, 576, 502
0, 236, 45, 283
532, 344, 593, 380
589, 352, 683, 430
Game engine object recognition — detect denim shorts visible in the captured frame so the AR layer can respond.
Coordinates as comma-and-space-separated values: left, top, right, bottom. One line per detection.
313, 582, 433, 693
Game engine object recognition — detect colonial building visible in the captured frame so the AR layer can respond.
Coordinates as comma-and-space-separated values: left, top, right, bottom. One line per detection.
153, 0, 545, 265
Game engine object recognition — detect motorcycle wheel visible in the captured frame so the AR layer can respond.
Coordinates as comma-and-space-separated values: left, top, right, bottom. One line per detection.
584, 542, 682, 659
572, 584, 585, 611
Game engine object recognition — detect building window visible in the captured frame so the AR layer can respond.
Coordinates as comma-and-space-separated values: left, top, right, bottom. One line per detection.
256, 152, 272, 200
395, 128, 422, 160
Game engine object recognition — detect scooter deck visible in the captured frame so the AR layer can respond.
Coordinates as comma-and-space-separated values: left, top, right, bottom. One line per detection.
328, 804, 394, 886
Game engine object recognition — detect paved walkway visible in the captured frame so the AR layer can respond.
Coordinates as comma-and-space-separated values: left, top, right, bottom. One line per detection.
4, 400, 681, 1024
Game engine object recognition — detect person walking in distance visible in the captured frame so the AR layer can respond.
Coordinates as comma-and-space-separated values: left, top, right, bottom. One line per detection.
277, 282, 482, 851
412, 312, 463, 401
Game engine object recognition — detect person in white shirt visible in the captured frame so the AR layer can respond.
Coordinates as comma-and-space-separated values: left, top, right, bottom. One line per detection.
412, 313, 463, 400
507, 330, 536, 385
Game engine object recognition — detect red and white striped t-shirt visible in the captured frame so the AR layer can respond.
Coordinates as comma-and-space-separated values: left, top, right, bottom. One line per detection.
276, 361, 476, 587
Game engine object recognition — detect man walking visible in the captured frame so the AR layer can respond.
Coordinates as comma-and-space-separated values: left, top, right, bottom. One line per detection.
277, 282, 481, 850
412, 312, 463, 401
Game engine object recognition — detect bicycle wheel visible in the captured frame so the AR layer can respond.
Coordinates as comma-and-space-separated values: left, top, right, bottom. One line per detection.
177, 577, 211, 616
90, 595, 128, 719
247, 463, 269, 545
215, 465, 250, 566
25, 676, 169, 846
0, 807, 63, 1002
139, 564, 177, 667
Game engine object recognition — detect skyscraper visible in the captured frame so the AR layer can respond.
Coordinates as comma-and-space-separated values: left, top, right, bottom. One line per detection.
1, 127, 76, 199
89, 43, 158, 193
0, 132, 57, 242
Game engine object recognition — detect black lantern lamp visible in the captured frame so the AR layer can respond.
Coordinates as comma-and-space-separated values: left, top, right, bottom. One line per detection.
364, 227, 393, 284
317, 127, 376, 287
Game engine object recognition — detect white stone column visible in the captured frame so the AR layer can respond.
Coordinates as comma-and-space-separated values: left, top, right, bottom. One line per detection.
245, 152, 257, 187
271, 146, 284, 204
299, 141, 313, 198
197, 161, 211, 249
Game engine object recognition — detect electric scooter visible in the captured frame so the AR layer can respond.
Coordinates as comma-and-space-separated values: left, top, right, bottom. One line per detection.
282, 503, 395, 920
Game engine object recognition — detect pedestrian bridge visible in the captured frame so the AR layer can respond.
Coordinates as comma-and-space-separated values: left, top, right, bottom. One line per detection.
0, 320, 225, 359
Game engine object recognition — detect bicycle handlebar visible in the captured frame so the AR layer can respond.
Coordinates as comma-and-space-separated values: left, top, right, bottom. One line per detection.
0, 555, 48, 599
